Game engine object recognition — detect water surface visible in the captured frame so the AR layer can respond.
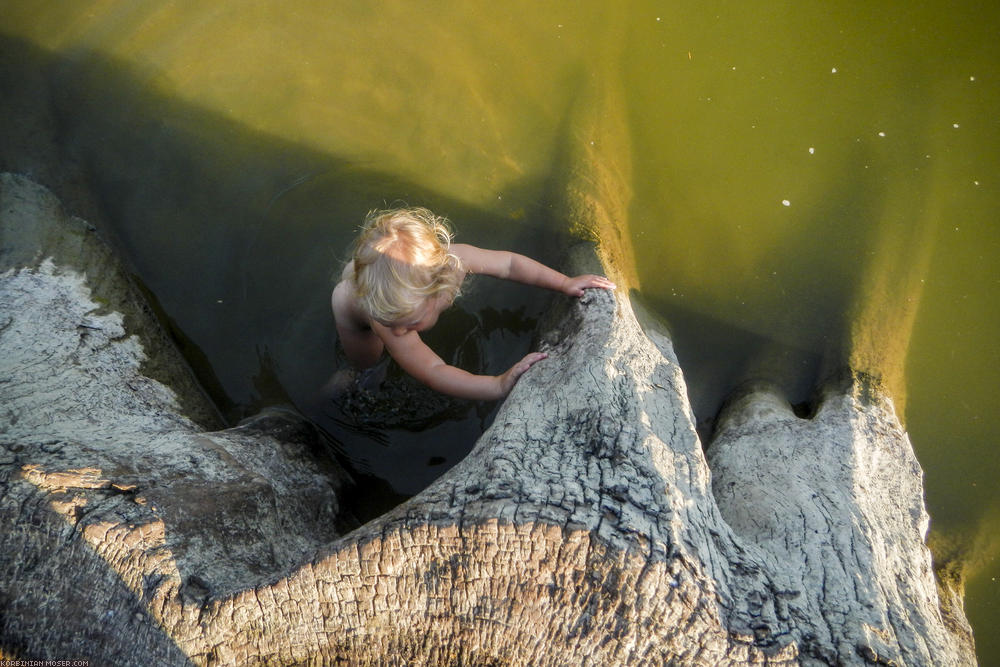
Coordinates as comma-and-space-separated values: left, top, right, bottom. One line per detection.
1, 1, 997, 661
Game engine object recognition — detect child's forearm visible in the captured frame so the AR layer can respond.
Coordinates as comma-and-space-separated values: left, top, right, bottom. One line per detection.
419, 351, 547, 401
419, 363, 506, 401
506, 253, 569, 293
506, 253, 617, 297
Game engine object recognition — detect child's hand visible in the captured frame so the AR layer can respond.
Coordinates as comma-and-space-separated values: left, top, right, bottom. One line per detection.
561, 274, 616, 297
497, 351, 548, 396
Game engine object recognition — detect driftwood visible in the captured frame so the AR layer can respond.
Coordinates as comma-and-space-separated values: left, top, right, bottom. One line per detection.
0, 171, 975, 665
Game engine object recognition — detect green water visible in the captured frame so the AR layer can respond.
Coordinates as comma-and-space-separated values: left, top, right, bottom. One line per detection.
1, 1, 998, 661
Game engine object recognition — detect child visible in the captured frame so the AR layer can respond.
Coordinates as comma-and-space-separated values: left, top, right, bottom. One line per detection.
332, 206, 615, 400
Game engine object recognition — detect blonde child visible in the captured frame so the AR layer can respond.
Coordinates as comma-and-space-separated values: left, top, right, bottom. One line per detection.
332, 207, 615, 400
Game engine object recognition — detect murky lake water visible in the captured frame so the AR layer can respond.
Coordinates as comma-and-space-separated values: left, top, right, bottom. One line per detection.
2, 1, 998, 661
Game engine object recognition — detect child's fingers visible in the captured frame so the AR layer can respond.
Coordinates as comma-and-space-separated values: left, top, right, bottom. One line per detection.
572, 275, 617, 295
500, 352, 549, 395
514, 352, 548, 376
589, 275, 616, 289
520, 351, 548, 369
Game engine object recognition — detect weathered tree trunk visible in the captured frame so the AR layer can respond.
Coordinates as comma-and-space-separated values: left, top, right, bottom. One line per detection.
0, 171, 975, 665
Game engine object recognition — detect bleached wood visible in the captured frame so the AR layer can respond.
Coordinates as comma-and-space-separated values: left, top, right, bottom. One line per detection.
0, 173, 975, 665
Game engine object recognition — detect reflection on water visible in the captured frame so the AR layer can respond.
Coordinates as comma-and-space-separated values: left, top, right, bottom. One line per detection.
2, 1, 998, 661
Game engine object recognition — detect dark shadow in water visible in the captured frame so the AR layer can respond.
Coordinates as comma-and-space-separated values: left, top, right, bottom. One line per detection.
0, 35, 570, 511
632, 292, 828, 442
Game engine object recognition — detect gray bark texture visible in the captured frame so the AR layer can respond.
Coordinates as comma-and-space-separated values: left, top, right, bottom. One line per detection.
0, 171, 976, 665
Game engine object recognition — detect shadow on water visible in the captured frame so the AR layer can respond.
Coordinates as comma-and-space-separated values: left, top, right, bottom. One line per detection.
0, 34, 570, 514
636, 295, 828, 441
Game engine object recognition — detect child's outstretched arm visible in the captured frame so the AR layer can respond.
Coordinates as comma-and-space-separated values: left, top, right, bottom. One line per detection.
452, 244, 615, 295
374, 323, 546, 400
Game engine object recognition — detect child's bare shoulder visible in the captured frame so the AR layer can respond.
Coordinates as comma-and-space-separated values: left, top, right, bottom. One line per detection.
332, 272, 369, 331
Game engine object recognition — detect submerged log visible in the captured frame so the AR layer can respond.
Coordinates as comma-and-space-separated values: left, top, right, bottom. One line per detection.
0, 171, 975, 665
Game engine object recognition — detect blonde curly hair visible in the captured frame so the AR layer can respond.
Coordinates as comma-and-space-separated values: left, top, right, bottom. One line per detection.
348, 207, 464, 324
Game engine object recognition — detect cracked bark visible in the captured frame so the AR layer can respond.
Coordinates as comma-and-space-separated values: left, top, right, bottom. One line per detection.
0, 170, 976, 665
